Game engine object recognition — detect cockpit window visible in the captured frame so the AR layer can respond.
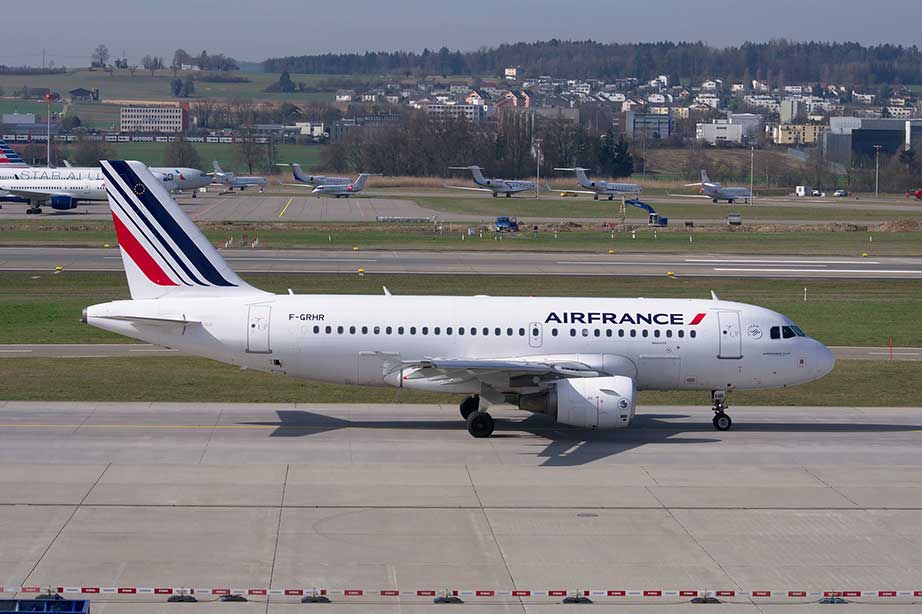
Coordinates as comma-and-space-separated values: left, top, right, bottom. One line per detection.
770, 326, 780, 340
782, 326, 796, 339
791, 325, 806, 337
772, 325, 806, 340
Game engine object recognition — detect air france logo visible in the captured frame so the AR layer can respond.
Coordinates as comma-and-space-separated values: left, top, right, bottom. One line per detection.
545, 312, 707, 326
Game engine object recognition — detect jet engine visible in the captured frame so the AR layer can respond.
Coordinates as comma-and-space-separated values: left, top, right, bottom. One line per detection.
49, 196, 78, 210
517, 376, 636, 429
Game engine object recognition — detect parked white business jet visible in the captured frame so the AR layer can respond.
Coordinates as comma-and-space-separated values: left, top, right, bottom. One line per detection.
685, 170, 752, 204
278, 163, 351, 187
553, 167, 642, 200
447, 165, 535, 197
85, 161, 835, 437
311, 173, 380, 197
209, 161, 267, 191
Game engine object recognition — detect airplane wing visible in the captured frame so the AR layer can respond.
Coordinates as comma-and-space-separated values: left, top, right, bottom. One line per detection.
446, 186, 494, 193
667, 193, 711, 198
549, 187, 598, 196
400, 357, 601, 387
0, 187, 58, 201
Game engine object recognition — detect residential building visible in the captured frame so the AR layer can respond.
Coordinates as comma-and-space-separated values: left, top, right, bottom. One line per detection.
852, 92, 876, 104
886, 106, 915, 119
670, 107, 690, 119
696, 120, 743, 144
694, 94, 720, 109
420, 103, 486, 122
119, 104, 187, 133
771, 124, 823, 145
335, 90, 354, 102
504, 67, 518, 80
780, 99, 800, 124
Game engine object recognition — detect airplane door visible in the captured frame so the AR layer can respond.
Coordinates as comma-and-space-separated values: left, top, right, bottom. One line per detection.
717, 311, 742, 359
528, 322, 543, 348
246, 305, 271, 353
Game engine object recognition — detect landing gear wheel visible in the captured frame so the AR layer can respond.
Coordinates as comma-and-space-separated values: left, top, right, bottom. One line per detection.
459, 395, 479, 419
713, 413, 732, 431
505, 193, 511, 198
466, 411, 494, 438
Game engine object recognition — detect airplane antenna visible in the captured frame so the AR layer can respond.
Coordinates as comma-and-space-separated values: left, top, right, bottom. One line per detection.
382, 286, 392, 296
710, 291, 719, 301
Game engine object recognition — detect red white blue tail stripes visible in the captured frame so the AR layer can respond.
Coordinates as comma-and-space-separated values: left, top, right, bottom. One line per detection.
101, 160, 251, 298
0, 139, 27, 167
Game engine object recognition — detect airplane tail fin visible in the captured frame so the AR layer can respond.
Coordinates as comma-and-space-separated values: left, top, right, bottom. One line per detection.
468, 166, 487, 184
700, 170, 710, 184
101, 160, 265, 300
353, 173, 376, 190
212, 160, 224, 174
290, 163, 311, 183
573, 167, 592, 187
0, 139, 28, 167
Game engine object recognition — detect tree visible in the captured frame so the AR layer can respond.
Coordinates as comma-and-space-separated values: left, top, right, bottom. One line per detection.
278, 71, 295, 93
164, 138, 203, 169
61, 115, 82, 131
597, 130, 633, 178
142, 55, 161, 76
170, 79, 183, 97
71, 137, 114, 166
90, 44, 109, 68
182, 77, 195, 97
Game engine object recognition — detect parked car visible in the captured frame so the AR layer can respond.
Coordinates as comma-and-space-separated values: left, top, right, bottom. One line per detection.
834, 190, 849, 197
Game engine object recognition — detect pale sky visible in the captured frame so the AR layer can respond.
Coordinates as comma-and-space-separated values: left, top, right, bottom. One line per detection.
5, 0, 921, 67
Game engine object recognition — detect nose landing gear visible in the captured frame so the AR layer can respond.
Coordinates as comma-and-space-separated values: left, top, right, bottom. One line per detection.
711, 390, 732, 431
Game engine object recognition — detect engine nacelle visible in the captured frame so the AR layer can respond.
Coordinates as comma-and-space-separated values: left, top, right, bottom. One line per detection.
49, 196, 77, 210
518, 376, 636, 429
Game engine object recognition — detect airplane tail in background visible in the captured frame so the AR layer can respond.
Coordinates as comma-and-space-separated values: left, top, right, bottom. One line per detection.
468, 166, 487, 185
700, 170, 712, 185
0, 139, 28, 167
212, 160, 224, 174
353, 173, 376, 190
573, 167, 592, 188
100, 160, 264, 300
290, 163, 312, 183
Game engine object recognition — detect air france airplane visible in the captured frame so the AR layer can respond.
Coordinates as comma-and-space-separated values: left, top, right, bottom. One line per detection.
85, 161, 835, 438
553, 167, 642, 200
447, 165, 535, 197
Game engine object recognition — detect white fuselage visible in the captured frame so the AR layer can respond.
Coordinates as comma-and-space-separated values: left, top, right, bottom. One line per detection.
0, 177, 106, 202
476, 177, 534, 195
703, 183, 751, 202
86, 294, 834, 395
0, 166, 210, 192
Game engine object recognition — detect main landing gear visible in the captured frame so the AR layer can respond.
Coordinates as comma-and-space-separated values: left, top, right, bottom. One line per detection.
711, 390, 732, 431
459, 395, 495, 438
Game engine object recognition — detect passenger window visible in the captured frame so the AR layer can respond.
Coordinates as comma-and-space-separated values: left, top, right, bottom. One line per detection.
630, 330, 636, 337
434, 327, 440, 335
666, 330, 672, 338
495, 328, 501, 336
350, 326, 356, 334
422, 327, 429, 335
582, 328, 589, 337
361, 326, 368, 334
325, 325, 332, 334
532, 327, 539, 337
678, 330, 684, 338
690, 330, 697, 338
397, 326, 404, 335
552, 329, 558, 336
570, 328, 576, 337
618, 329, 625, 338
606, 330, 612, 337
518, 328, 525, 336
770, 326, 780, 340
458, 327, 464, 336
447, 327, 453, 335
373, 326, 380, 334
483, 327, 489, 336
313, 325, 320, 334
386, 326, 392, 334
654, 330, 660, 338
410, 326, 416, 335
506, 328, 513, 336
594, 329, 600, 337
782, 326, 796, 339
642, 330, 648, 338
337, 326, 344, 334
470, 327, 476, 335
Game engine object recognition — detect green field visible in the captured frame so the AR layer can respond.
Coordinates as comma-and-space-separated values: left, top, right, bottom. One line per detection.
415, 196, 922, 223
106, 142, 324, 169
1, 272, 918, 347
0, 356, 916, 407
2, 219, 922, 257
0, 99, 64, 119
0, 69, 338, 103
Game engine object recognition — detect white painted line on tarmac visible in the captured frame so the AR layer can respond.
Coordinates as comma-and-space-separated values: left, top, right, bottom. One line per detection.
128, 348, 179, 353
0, 349, 32, 353
687, 258, 879, 265
869, 352, 921, 356
713, 267, 921, 274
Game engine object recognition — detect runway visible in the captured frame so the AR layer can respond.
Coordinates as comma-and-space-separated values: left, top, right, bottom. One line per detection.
1, 343, 917, 360
2, 401, 922, 612
3, 246, 921, 278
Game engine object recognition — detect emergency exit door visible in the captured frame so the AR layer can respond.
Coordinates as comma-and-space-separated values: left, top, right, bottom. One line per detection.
528, 322, 543, 348
247, 305, 272, 353
717, 311, 742, 359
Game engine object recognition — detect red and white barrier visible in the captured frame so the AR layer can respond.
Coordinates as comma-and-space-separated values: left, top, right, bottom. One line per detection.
3, 585, 922, 599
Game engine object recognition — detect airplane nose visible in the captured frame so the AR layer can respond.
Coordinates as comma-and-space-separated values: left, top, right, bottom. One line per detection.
817, 344, 836, 377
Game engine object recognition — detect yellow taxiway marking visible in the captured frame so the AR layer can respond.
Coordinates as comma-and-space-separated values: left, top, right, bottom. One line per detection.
277, 197, 294, 218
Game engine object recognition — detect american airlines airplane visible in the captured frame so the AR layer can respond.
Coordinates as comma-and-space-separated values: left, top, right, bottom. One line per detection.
553, 167, 642, 200
85, 161, 835, 438
447, 165, 535, 197
686, 170, 752, 204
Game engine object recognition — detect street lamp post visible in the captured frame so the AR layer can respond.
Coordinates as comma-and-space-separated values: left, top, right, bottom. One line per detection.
749, 145, 754, 204
873, 144, 882, 198
44, 92, 54, 166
